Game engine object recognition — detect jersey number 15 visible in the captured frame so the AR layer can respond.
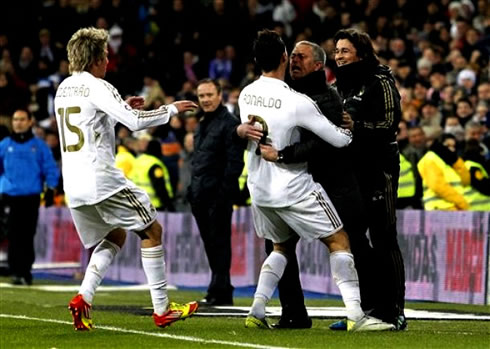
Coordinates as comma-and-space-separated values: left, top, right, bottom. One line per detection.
57, 107, 85, 152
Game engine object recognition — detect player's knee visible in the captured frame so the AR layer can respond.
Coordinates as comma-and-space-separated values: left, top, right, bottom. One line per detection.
135, 221, 162, 243
106, 228, 126, 248
322, 228, 351, 252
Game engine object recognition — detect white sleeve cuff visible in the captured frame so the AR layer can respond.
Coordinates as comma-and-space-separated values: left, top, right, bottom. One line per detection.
167, 104, 178, 116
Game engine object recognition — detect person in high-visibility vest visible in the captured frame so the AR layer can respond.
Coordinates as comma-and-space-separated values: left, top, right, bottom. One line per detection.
417, 133, 470, 210
463, 139, 490, 211
130, 139, 175, 211
235, 150, 251, 206
396, 153, 416, 209
115, 136, 137, 178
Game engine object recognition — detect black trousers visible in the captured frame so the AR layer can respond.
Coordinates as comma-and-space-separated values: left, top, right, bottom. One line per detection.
327, 180, 378, 312
5, 194, 40, 282
191, 200, 234, 299
361, 169, 406, 322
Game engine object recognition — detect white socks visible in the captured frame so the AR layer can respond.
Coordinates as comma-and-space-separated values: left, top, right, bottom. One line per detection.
250, 251, 288, 319
141, 245, 169, 316
79, 239, 120, 304
330, 251, 364, 322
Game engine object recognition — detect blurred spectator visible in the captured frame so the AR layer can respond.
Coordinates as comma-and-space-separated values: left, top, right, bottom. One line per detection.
455, 97, 475, 127
403, 126, 428, 208
105, 24, 139, 96
272, 0, 297, 39
419, 100, 443, 141
175, 131, 194, 212
48, 59, 70, 91
427, 69, 447, 104
416, 57, 432, 83
208, 47, 232, 83
138, 74, 166, 110
464, 120, 489, 158
224, 86, 241, 118
36, 28, 63, 75
473, 101, 488, 128
417, 133, 470, 210
477, 82, 489, 104
0, 109, 59, 285
397, 152, 417, 209
443, 115, 466, 145
130, 139, 175, 212
44, 129, 61, 164
395, 59, 416, 88
456, 68, 477, 96
16, 46, 38, 85
303, 0, 340, 43
182, 51, 201, 86
115, 136, 137, 178
412, 79, 430, 110
0, 72, 29, 117
176, 80, 198, 102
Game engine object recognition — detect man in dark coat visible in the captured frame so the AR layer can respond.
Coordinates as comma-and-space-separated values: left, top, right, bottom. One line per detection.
188, 78, 244, 305
333, 28, 406, 330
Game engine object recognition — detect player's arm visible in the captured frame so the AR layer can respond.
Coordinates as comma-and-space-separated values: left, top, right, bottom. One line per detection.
260, 131, 320, 164
296, 96, 352, 148
94, 80, 197, 131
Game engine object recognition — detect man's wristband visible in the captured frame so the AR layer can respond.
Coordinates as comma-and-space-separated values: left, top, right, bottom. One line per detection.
276, 151, 284, 163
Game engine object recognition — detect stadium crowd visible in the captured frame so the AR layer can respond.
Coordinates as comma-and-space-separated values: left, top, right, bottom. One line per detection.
0, 0, 489, 211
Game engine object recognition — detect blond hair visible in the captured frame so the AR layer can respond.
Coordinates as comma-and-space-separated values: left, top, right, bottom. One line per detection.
67, 27, 108, 74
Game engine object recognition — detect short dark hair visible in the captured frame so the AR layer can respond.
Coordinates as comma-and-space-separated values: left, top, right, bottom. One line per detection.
197, 78, 222, 94
253, 29, 286, 73
334, 28, 378, 63
13, 109, 33, 120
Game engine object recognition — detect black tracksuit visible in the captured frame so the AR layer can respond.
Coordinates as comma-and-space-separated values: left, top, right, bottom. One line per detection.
334, 59, 406, 323
188, 104, 244, 302
266, 69, 377, 320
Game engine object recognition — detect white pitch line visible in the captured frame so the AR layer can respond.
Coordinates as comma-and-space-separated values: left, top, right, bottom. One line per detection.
0, 283, 177, 292
0, 314, 296, 349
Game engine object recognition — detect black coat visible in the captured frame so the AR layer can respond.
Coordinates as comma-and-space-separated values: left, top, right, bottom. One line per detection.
188, 104, 244, 203
334, 60, 401, 188
281, 69, 357, 192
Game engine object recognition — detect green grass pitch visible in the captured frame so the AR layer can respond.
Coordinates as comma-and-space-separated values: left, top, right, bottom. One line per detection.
1, 277, 489, 349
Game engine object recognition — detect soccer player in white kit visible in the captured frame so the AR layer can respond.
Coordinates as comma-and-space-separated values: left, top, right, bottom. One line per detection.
54, 27, 198, 330
237, 30, 394, 332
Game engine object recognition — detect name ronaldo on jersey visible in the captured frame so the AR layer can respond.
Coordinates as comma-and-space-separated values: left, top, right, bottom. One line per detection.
242, 93, 282, 109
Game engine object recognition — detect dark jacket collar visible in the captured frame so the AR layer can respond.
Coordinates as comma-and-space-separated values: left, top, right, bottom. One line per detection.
290, 69, 328, 95
198, 104, 227, 122
11, 130, 34, 143
334, 58, 381, 94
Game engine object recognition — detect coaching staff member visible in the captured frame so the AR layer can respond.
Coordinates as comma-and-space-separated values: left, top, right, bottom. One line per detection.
260, 40, 377, 328
333, 28, 406, 330
188, 78, 244, 306
0, 109, 59, 285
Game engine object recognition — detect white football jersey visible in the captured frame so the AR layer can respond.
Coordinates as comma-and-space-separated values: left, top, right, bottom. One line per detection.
54, 71, 177, 207
238, 76, 352, 207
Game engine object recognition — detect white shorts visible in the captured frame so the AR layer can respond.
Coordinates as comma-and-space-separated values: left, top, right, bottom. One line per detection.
251, 185, 343, 243
70, 186, 157, 248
